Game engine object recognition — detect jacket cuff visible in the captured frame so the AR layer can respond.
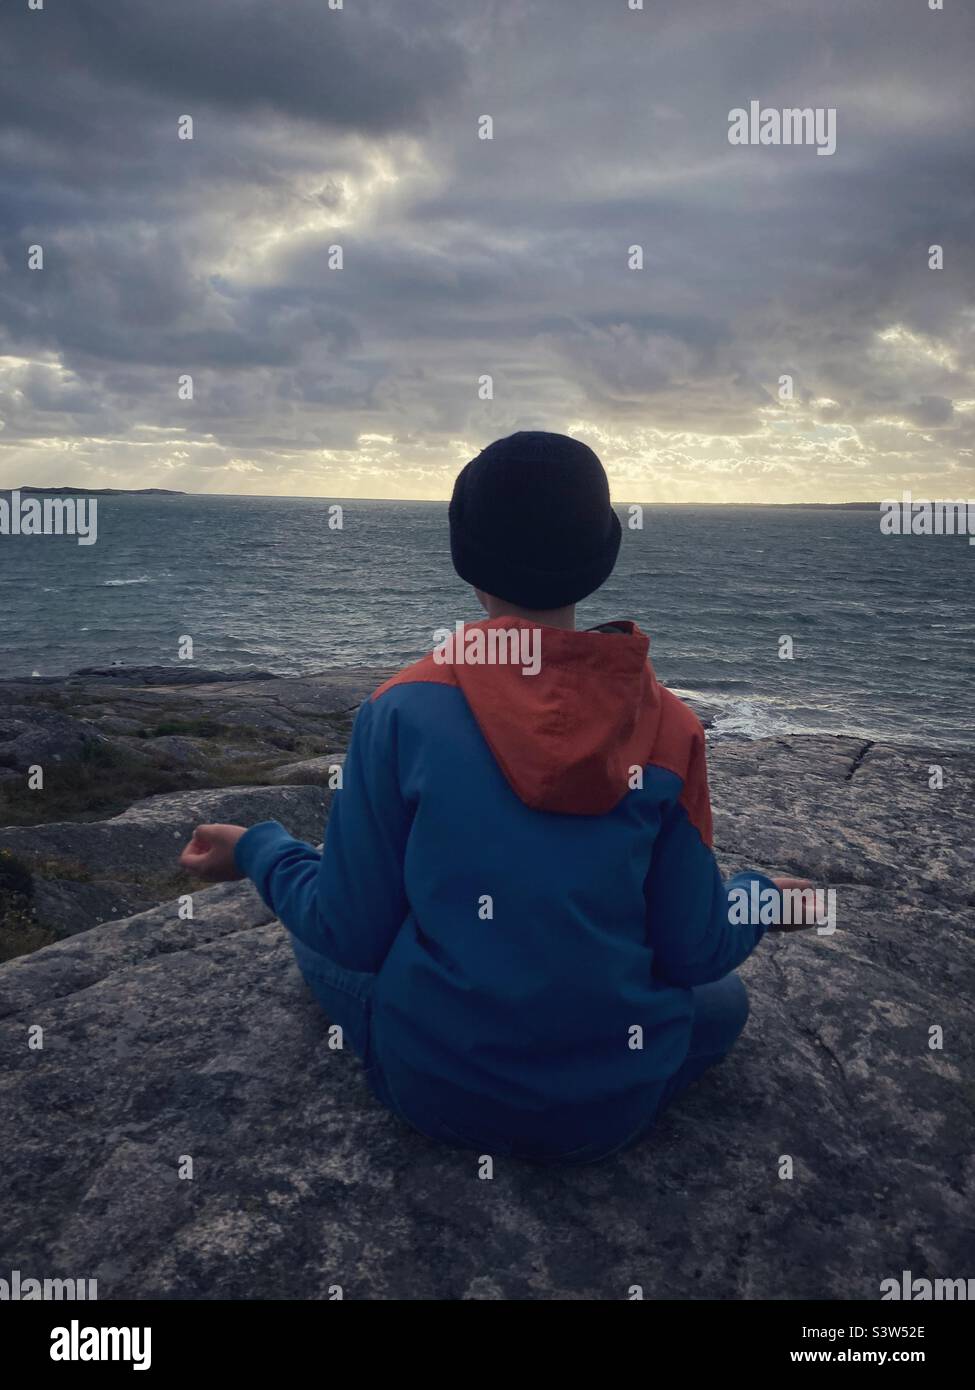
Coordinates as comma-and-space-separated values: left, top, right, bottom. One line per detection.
234, 820, 293, 880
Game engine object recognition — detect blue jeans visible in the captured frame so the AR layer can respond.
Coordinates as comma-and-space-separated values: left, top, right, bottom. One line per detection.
289, 935, 398, 1115
654, 970, 750, 1119
289, 934, 749, 1158
555, 970, 750, 1165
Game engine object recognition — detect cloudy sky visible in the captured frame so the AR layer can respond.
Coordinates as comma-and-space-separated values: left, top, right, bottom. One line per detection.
1, 0, 973, 501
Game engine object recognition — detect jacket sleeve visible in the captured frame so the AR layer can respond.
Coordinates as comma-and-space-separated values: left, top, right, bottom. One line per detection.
233, 695, 413, 973
644, 738, 778, 987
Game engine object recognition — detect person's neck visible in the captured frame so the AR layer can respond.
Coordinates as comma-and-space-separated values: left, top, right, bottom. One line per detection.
483, 599, 576, 631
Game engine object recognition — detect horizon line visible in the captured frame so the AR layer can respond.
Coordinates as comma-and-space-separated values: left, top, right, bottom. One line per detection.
5, 485, 893, 507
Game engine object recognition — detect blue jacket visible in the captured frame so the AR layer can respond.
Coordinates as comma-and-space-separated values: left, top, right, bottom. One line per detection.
236, 618, 775, 1157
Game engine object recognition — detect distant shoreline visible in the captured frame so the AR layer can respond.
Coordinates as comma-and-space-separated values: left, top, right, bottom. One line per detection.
10, 486, 185, 497
6, 487, 882, 508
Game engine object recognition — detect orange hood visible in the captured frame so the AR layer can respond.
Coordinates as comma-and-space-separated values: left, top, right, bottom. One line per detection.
446, 618, 662, 816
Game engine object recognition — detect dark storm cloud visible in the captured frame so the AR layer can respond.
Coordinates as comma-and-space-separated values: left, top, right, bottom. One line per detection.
0, 0, 464, 136
0, 0, 973, 496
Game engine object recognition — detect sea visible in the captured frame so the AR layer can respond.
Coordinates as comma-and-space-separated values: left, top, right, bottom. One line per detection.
1, 495, 973, 749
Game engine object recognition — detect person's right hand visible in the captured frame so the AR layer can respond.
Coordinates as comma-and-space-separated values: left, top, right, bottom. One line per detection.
179, 823, 247, 882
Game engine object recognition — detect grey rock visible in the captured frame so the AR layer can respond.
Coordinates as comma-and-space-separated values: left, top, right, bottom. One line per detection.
709, 736, 974, 908
134, 735, 221, 769
0, 734, 972, 1299
68, 665, 279, 687
0, 879, 273, 1021
31, 878, 157, 938
0, 784, 331, 940
0, 665, 387, 945
0, 711, 104, 772
264, 754, 346, 786
91, 715, 145, 736
0, 666, 392, 829
35, 783, 327, 868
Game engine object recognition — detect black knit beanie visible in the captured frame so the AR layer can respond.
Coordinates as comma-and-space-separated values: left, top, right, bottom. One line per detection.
448, 431, 622, 609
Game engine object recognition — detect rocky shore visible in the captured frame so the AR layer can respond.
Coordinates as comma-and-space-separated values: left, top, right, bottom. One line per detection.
0, 666, 386, 953
0, 667, 972, 1298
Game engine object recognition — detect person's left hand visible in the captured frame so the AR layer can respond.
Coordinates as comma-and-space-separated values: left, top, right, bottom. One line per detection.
179, 823, 247, 882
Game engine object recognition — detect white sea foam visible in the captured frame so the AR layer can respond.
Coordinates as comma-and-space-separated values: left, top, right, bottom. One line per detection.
102, 575, 152, 586
710, 700, 794, 740
710, 698, 882, 744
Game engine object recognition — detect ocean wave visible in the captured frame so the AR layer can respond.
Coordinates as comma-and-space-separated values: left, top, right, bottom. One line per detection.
102, 575, 153, 586
709, 700, 796, 739
708, 697, 883, 743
